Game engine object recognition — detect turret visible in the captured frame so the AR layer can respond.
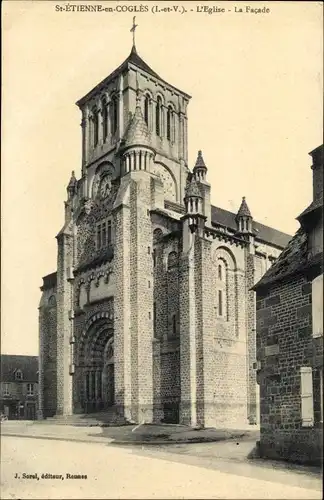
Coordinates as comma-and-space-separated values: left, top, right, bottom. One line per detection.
236, 196, 253, 234
119, 90, 155, 175
67, 171, 77, 200
193, 150, 207, 182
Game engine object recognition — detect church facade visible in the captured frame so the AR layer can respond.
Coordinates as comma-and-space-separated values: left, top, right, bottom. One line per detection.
38, 42, 291, 427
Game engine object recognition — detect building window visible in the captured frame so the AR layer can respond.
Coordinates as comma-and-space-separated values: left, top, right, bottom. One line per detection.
218, 264, 222, 281
156, 96, 162, 137
300, 366, 314, 427
15, 370, 23, 381
218, 290, 223, 317
111, 95, 118, 135
102, 99, 108, 140
153, 249, 157, 268
167, 251, 178, 270
3, 383, 10, 396
27, 383, 34, 396
93, 107, 99, 146
96, 219, 112, 250
312, 274, 323, 338
166, 106, 172, 141
144, 94, 150, 126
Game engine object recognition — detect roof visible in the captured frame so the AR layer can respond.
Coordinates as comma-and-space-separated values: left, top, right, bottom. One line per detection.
41, 272, 57, 291
211, 205, 292, 249
193, 150, 207, 171
253, 228, 323, 290
76, 45, 191, 107
237, 197, 252, 218
1, 355, 38, 383
120, 102, 152, 150
297, 196, 323, 221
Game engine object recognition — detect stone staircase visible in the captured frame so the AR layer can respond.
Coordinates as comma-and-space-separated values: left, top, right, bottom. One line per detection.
42, 407, 130, 427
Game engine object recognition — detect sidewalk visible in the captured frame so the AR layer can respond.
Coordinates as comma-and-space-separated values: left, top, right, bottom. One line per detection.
1, 420, 259, 446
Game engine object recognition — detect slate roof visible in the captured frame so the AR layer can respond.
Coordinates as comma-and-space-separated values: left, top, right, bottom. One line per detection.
297, 196, 323, 221
237, 197, 252, 218
1, 355, 38, 383
76, 45, 190, 107
252, 228, 323, 290
41, 272, 57, 291
211, 205, 292, 249
121, 104, 151, 150
193, 150, 207, 171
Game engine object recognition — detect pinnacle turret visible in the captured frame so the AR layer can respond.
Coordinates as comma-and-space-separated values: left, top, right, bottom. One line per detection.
236, 196, 253, 234
193, 150, 207, 181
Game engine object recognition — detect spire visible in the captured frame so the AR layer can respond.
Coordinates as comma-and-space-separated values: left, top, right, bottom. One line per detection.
237, 196, 252, 218
193, 150, 207, 181
67, 170, 77, 199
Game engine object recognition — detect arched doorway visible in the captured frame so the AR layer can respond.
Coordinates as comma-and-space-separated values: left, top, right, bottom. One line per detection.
78, 318, 114, 413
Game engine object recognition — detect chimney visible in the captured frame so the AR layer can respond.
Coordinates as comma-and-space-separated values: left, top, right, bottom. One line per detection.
309, 145, 323, 202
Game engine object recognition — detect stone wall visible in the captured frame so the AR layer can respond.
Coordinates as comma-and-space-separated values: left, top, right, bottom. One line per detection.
256, 274, 323, 465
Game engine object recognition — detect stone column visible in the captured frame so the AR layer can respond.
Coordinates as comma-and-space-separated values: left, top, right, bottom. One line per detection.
113, 182, 132, 420
56, 232, 74, 416
179, 234, 197, 426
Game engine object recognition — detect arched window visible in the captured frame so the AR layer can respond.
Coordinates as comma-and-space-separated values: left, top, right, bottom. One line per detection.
102, 99, 108, 140
144, 94, 150, 126
156, 96, 162, 137
218, 290, 223, 317
48, 295, 56, 307
167, 251, 178, 270
111, 95, 118, 135
216, 259, 227, 319
167, 106, 172, 141
93, 107, 99, 146
153, 228, 163, 243
15, 369, 23, 381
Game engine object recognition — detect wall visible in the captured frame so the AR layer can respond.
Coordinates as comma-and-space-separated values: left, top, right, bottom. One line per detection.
39, 286, 57, 418
256, 274, 323, 465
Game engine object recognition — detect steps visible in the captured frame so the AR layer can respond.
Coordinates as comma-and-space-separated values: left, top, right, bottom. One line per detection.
42, 408, 130, 427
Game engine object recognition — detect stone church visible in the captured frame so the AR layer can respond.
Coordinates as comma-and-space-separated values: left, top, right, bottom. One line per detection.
38, 39, 291, 427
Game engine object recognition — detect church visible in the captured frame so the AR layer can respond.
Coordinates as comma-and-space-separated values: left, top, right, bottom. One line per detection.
38, 32, 292, 428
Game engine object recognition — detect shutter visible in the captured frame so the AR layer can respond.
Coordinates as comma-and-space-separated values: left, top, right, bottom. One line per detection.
300, 366, 314, 427
312, 274, 323, 338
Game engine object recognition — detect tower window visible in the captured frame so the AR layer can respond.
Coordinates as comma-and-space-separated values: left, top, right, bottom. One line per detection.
102, 99, 108, 140
156, 96, 162, 137
218, 264, 222, 281
93, 108, 99, 146
167, 105, 172, 141
153, 249, 157, 268
144, 94, 150, 126
111, 96, 118, 135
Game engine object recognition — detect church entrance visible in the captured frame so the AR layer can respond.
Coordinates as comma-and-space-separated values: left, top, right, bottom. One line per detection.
78, 318, 114, 413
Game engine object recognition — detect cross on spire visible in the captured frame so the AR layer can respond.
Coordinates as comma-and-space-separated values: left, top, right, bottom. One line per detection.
130, 16, 138, 48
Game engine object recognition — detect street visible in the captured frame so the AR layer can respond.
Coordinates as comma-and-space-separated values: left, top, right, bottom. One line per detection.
1, 432, 322, 499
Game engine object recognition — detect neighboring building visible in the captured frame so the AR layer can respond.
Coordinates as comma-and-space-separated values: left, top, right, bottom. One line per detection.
253, 145, 323, 464
38, 39, 291, 427
0, 355, 39, 420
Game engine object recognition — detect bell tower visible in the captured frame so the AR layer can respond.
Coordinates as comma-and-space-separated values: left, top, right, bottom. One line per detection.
75, 20, 191, 205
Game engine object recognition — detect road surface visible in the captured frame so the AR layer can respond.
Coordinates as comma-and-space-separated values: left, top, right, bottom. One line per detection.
1, 435, 322, 499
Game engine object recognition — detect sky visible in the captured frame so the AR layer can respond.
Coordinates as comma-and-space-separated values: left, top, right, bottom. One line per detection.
2, 1, 323, 355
